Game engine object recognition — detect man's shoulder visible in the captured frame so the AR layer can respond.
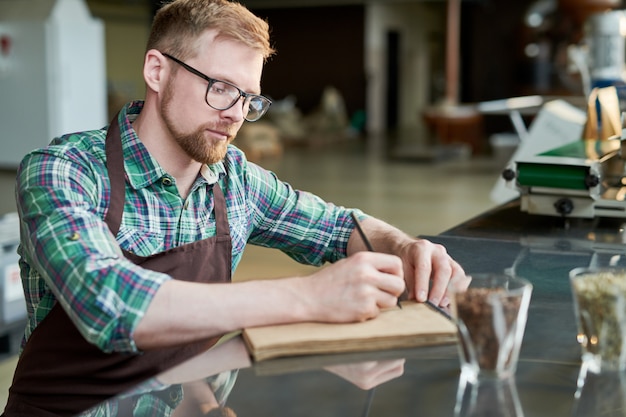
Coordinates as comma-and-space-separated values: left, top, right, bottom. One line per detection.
24, 128, 108, 165
50, 128, 107, 151
17, 128, 109, 185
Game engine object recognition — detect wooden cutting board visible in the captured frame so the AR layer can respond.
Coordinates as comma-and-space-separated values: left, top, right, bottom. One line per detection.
243, 301, 458, 361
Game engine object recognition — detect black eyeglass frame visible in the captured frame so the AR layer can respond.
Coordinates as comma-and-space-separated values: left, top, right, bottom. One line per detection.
162, 52, 271, 122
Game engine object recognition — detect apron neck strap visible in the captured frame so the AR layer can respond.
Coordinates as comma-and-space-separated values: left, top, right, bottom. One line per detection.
104, 113, 125, 236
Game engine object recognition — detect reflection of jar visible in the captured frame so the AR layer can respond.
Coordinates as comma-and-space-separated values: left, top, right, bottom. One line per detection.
571, 363, 626, 416
454, 376, 524, 417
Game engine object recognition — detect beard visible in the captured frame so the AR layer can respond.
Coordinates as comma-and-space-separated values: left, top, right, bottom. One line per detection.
161, 80, 235, 165
172, 126, 231, 165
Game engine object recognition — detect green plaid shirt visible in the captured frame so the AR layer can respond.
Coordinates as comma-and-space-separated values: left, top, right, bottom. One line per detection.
76, 370, 239, 417
16, 100, 360, 355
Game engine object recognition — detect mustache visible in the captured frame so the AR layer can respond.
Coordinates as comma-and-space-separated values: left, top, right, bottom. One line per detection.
204, 121, 237, 139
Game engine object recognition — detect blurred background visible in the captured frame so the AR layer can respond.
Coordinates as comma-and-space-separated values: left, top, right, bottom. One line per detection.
3, 0, 619, 173
0, 0, 625, 408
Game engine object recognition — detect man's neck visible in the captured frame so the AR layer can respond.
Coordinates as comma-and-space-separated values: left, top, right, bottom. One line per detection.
132, 107, 203, 199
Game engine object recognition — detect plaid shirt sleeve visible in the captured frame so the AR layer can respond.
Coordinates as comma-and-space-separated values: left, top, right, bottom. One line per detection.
226, 154, 364, 267
16, 139, 170, 354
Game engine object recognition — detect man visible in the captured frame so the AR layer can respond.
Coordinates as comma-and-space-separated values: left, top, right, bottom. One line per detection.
3, 0, 466, 415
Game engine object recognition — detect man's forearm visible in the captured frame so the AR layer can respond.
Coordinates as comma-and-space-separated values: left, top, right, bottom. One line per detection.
133, 277, 312, 350
347, 216, 413, 257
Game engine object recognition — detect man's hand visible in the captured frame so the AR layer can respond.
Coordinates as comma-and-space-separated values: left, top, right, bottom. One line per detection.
397, 238, 468, 307
324, 359, 405, 390
347, 215, 469, 308
298, 251, 406, 323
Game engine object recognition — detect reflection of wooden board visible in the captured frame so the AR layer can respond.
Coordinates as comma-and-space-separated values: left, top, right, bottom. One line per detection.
252, 344, 459, 377
243, 301, 457, 362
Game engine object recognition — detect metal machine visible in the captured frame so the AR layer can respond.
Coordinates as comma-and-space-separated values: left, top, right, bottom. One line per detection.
502, 134, 626, 218
501, 79, 626, 219
497, 7, 626, 219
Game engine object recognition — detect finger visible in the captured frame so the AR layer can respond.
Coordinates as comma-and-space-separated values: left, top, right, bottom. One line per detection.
440, 265, 471, 307
351, 251, 403, 276
428, 275, 450, 306
372, 359, 405, 383
371, 252, 404, 276
351, 251, 405, 298
438, 258, 468, 304
428, 258, 456, 306
375, 286, 402, 310
357, 359, 406, 389
441, 262, 470, 307
413, 254, 432, 303
448, 267, 472, 292
374, 271, 406, 298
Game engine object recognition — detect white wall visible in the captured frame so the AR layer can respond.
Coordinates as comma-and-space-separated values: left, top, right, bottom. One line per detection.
0, 0, 106, 168
48, 0, 106, 137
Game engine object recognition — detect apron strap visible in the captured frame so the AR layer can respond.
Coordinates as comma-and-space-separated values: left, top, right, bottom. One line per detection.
104, 113, 125, 237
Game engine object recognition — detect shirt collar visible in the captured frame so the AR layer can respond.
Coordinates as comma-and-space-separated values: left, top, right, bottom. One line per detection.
116, 101, 225, 190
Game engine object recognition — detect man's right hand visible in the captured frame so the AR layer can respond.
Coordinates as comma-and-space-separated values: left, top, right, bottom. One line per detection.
295, 251, 406, 323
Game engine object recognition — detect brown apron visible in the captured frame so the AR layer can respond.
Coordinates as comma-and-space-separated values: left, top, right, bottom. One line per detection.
3, 115, 232, 416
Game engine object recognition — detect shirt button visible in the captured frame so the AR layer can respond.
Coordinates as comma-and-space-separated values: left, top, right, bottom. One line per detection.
68, 232, 80, 241
162, 177, 172, 186
169, 390, 180, 402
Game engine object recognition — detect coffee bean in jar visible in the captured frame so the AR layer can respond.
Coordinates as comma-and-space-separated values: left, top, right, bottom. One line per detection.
453, 288, 527, 378
570, 268, 626, 371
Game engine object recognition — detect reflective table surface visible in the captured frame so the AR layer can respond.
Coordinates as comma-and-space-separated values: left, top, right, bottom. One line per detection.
77, 200, 626, 416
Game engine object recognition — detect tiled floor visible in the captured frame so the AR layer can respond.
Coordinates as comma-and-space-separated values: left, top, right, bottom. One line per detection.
0, 138, 502, 409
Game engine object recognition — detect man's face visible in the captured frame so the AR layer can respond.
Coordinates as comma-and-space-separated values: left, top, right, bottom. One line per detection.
161, 31, 264, 165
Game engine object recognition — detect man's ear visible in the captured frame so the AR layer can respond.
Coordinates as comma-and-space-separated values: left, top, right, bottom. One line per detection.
143, 49, 166, 93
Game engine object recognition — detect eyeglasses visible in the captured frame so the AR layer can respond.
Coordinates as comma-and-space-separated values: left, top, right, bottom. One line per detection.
162, 53, 272, 122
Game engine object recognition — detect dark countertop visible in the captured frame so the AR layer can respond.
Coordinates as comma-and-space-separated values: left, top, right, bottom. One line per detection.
77, 200, 626, 416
